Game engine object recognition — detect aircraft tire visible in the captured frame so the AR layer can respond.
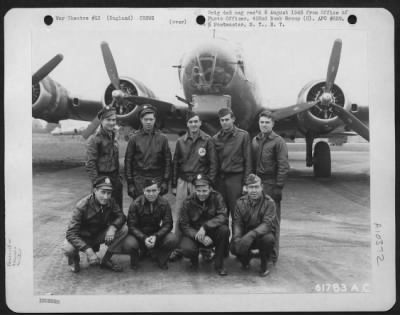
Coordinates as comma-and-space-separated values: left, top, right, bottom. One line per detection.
313, 141, 331, 178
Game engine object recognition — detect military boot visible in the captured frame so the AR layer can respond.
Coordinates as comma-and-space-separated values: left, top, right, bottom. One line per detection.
68, 254, 80, 273
130, 251, 139, 270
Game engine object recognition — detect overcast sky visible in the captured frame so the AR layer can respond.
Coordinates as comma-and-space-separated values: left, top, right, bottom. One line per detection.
32, 28, 368, 128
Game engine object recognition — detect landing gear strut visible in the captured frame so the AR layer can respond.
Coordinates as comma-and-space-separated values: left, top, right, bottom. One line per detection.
305, 133, 332, 178
306, 133, 314, 167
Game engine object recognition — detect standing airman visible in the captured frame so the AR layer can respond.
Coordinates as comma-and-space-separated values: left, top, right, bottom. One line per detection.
213, 108, 252, 217
124, 105, 172, 199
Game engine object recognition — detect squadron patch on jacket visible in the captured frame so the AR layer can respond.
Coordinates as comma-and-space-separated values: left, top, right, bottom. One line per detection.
198, 147, 206, 156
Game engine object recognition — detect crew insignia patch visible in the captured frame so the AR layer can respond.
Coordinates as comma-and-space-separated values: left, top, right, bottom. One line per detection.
198, 148, 206, 156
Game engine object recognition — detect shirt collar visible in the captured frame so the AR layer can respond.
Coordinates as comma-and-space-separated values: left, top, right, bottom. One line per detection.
256, 130, 277, 140
139, 128, 158, 136
184, 130, 207, 142
99, 126, 114, 139
219, 126, 237, 137
247, 194, 264, 207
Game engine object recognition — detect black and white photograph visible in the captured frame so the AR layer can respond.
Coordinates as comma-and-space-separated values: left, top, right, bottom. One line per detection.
5, 7, 395, 312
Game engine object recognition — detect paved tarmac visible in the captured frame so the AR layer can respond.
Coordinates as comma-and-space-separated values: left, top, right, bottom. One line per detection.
33, 144, 370, 295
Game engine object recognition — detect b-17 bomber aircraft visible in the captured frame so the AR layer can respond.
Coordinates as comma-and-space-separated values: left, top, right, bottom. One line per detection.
32, 38, 369, 178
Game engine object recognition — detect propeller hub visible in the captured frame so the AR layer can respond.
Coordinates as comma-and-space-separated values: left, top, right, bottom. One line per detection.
112, 89, 124, 99
320, 92, 333, 105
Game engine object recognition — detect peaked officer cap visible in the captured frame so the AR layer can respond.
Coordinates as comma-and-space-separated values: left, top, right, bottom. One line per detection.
94, 176, 113, 190
193, 174, 211, 187
139, 104, 156, 118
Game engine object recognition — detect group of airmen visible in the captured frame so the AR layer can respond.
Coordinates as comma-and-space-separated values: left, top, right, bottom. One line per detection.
62, 104, 289, 277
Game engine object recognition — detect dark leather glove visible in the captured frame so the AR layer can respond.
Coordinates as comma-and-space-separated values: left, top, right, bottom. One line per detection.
272, 185, 282, 202
159, 182, 168, 195
128, 184, 137, 199
237, 232, 256, 255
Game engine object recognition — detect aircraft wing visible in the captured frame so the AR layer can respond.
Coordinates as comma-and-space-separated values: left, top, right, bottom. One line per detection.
122, 95, 176, 117
269, 101, 318, 121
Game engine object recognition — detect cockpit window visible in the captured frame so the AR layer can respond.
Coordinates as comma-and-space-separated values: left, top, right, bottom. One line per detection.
185, 53, 235, 92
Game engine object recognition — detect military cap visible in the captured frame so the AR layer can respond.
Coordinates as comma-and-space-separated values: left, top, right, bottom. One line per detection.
245, 173, 261, 186
97, 106, 116, 120
186, 111, 200, 122
217, 107, 234, 118
139, 104, 156, 118
94, 176, 113, 190
193, 174, 211, 187
143, 178, 159, 189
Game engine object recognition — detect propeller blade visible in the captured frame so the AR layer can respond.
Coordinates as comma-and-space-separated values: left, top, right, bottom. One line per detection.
81, 117, 101, 139
331, 104, 369, 141
325, 39, 342, 93
271, 101, 318, 121
32, 54, 64, 85
101, 42, 120, 90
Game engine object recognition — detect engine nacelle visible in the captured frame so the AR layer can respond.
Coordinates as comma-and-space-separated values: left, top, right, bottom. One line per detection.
32, 77, 71, 123
296, 80, 352, 135
102, 76, 156, 116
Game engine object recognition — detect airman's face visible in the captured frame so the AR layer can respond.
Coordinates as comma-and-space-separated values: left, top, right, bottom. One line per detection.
219, 114, 235, 131
101, 114, 117, 132
94, 188, 112, 205
195, 184, 211, 202
247, 181, 263, 200
141, 113, 156, 131
187, 116, 201, 134
259, 116, 274, 134
143, 183, 160, 203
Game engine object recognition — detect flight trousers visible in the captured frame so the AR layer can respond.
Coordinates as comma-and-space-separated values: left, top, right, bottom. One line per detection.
121, 232, 178, 266
179, 225, 230, 270
62, 225, 129, 262
230, 232, 275, 269
215, 173, 244, 217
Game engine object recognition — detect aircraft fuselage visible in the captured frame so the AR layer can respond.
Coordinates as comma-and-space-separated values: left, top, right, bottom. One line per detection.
179, 39, 263, 132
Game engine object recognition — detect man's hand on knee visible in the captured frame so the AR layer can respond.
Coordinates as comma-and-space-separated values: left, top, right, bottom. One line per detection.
202, 236, 213, 247
195, 227, 206, 243
105, 225, 117, 245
